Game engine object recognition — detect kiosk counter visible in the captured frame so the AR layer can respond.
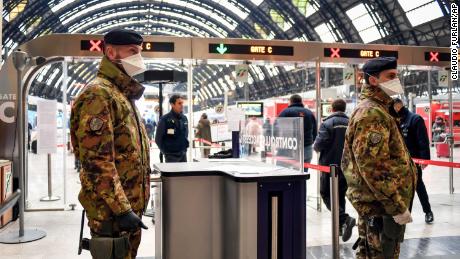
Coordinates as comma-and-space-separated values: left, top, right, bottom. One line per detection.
153, 160, 309, 259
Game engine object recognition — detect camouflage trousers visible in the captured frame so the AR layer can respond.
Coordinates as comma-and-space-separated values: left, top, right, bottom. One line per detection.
90, 229, 141, 259
356, 217, 401, 259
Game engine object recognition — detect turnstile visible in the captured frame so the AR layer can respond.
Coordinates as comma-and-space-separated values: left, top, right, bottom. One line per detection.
153, 160, 308, 259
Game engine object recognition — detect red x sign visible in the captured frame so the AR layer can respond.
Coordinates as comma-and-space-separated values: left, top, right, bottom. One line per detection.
330, 48, 340, 58
89, 40, 102, 52
429, 52, 439, 62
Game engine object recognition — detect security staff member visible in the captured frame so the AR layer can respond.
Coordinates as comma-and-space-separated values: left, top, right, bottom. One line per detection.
393, 98, 434, 223
314, 99, 356, 242
342, 57, 417, 259
71, 29, 150, 259
155, 94, 189, 162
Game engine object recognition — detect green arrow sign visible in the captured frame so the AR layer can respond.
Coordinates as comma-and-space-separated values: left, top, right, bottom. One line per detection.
216, 43, 228, 54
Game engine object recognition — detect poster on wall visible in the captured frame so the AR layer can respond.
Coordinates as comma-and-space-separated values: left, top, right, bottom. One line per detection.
37, 99, 57, 154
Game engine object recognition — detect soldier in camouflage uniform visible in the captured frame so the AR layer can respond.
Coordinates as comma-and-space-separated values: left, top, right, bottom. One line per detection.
71, 29, 150, 259
341, 57, 417, 259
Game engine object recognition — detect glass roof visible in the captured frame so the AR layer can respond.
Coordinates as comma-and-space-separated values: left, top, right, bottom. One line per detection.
398, 0, 444, 27
315, 23, 337, 43
346, 3, 385, 43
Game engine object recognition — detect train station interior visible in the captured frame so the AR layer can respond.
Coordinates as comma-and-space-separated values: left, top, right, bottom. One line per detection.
0, 1, 458, 259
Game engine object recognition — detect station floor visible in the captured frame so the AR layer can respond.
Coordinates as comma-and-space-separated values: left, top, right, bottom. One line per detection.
0, 146, 459, 258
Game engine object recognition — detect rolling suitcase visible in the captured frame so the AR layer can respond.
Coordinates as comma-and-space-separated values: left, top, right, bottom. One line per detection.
436, 143, 450, 158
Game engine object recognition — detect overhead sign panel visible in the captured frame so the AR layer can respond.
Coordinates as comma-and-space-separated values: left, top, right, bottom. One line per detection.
209, 43, 294, 56
324, 48, 398, 59
424, 51, 450, 62
80, 40, 175, 52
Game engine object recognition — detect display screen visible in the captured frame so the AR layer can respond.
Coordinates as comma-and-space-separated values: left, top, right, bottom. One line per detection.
424, 51, 450, 62
209, 43, 294, 56
80, 40, 175, 52
237, 102, 264, 117
324, 48, 398, 59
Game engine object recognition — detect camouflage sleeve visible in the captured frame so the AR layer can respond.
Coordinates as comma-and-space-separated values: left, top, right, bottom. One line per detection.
74, 89, 131, 215
352, 111, 407, 216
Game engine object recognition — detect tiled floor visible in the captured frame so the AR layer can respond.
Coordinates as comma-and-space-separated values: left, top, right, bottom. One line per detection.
0, 146, 459, 258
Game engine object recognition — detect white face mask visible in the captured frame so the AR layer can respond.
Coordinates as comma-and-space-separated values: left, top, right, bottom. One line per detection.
120, 53, 146, 77
378, 78, 404, 96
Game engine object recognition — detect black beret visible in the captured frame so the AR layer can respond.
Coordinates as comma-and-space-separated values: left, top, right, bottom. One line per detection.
362, 57, 397, 75
104, 29, 143, 46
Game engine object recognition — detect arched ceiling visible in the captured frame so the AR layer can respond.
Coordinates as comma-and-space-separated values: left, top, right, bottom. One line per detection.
2, 0, 453, 108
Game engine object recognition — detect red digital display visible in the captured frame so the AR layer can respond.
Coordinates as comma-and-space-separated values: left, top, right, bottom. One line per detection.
324, 48, 398, 59
88, 40, 102, 52
424, 51, 450, 62
80, 40, 175, 52
429, 51, 439, 62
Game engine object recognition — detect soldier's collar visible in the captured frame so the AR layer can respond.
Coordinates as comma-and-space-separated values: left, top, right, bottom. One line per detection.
360, 84, 393, 106
97, 56, 145, 100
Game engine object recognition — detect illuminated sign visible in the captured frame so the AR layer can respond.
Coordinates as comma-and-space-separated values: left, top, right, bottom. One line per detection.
209, 43, 294, 56
424, 51, 450, 62
80, 40, 175, 52
324, 48, 398, 59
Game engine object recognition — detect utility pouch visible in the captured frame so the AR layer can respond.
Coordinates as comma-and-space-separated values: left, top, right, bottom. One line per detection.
380, 215, 404, 259
368, 216, 383, 233
89, 235, 130, 259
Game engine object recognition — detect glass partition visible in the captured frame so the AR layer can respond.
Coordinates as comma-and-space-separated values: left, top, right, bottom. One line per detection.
239, 117, 304, 173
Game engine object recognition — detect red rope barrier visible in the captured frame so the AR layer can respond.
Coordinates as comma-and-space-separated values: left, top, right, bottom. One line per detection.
412, 158, 460, 169
194, 138, 222, 148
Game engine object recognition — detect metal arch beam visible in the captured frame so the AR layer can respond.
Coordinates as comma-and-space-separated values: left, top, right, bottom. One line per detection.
375, 16, 450, 46
366, 0, 408, 45
3, 1, 65, 43
267, 0, 320, 41
79, 12, 228, 37
315, 0, 357, 43
435, 0, 450, 16
52, 0, 238, 31
71, 12, 227, 38
66, 4, 233, 37
245, 3, 288, 39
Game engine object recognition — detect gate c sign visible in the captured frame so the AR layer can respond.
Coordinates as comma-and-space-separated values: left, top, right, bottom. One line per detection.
0, 94, 16, 124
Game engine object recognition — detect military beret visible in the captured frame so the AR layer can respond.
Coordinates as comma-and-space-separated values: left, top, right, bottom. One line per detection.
104, 29, 143, 46
362, 57, 397, 75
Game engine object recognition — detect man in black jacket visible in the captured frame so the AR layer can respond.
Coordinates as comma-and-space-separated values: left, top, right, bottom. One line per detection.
314, 99, 356, 242
279, 94, 317, 171
155, 94, 189, 162
394, 98, 434, 223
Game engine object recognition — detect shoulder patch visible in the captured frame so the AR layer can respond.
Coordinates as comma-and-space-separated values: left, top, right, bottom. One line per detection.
369, 132, 383, 145
89, 117, 104, 131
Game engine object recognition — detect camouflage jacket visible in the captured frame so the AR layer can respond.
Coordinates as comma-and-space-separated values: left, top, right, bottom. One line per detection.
341, 85, 417, 217
70, 56, 150, 226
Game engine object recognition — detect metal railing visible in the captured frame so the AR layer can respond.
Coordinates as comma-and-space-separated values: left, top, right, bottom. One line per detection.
0, 190, 21, 216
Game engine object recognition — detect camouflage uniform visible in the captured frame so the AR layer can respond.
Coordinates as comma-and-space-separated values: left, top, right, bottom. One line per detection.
341, 85, 417, 259
71, 56, 150, 259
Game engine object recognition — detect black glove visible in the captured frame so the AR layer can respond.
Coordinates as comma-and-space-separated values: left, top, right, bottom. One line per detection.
117, 210, 148, 232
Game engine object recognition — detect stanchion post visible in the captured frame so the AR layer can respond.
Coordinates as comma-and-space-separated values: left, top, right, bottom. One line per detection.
330, 164, 340, 259
40, 154, 60, 202
47, 154, 52, 197
315, 60, 322, 212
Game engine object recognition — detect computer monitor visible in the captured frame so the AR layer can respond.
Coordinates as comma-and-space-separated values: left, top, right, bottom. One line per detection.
237, 102, 264, 117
